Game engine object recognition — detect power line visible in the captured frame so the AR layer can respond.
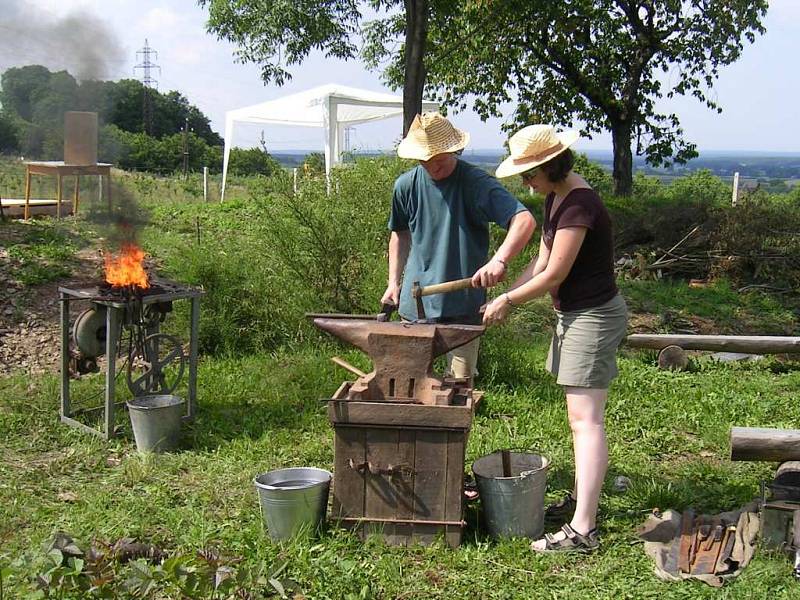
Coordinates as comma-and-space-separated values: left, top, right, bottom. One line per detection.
134, 39, 161, 135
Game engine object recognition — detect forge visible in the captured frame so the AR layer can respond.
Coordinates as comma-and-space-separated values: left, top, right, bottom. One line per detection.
311, 314, 485, 547
59, 275, 203, 440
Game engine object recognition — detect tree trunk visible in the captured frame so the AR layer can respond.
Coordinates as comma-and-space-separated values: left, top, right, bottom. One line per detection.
403, 0, 429, 136
611, 120, 633, 196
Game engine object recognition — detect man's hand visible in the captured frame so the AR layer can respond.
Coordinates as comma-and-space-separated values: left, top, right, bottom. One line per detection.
381, 284, 401, 307
471, 258, 507, 288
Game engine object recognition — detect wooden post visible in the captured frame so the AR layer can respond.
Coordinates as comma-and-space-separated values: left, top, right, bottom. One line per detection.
732, 172, 739, 206
24, 167, 32, 220
293, 167, 298, 194
98, 174, 103, 202
730, 427, 800, 462
203, 166, 209, 202
73, 175, 80, 215
626, 334, 800, 354
56, 173, 63, 219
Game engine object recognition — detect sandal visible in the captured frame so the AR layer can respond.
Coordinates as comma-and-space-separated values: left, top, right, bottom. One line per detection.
530, 524, 599, 554
544, 492, 577, 522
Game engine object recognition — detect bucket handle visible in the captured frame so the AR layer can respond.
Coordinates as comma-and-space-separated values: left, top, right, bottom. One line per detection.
347, 459, 415, 479
486, 448, 550, 476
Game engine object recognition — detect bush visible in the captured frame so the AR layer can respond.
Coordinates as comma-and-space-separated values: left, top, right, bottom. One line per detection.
227, 147, 281, 176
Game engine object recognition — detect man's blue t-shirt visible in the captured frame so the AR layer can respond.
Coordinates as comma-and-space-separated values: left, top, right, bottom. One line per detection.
389, 159, 528, 322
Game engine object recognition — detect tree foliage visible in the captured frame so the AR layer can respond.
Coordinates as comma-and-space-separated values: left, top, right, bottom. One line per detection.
413, 0, 768, 195
201, 0, 443, 133
0, 65, 222, 158
0, 65, 286, 175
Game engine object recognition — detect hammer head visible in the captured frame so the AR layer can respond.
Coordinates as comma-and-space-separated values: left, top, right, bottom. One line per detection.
411, 281, 426, 320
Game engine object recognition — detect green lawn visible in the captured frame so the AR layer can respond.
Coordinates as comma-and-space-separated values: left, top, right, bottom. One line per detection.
2, 327, 800, 598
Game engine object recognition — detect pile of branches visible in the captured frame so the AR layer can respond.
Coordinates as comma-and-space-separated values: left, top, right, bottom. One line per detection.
616, 193, 800, 293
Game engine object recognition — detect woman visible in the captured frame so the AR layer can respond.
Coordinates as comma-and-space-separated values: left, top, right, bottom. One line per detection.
483, 124, 628, 553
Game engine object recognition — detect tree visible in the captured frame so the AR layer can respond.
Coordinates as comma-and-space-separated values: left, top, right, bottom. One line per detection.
200, 0, 438, 135
417, 0, 767, 195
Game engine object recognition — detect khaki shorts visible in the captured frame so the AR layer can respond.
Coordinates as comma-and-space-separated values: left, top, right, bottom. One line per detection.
546, 294, 628, 389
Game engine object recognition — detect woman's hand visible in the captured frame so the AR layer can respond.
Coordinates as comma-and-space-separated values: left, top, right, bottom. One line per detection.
482, 294, 512, 326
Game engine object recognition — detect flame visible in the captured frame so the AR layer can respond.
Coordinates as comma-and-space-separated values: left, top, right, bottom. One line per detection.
104, 243, 150, 289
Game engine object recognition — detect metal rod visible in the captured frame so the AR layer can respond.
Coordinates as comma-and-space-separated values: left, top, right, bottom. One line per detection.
331, 516, 465, 527
187, 296, 200, 420
60, 293, 70, 418
104, 306, 119, 440
61, 416, 106, 438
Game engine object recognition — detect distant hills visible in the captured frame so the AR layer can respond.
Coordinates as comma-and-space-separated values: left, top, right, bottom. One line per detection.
271, 149, 800, 183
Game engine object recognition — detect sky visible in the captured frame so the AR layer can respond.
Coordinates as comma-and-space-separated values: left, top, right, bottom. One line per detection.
2, 0, 799, 155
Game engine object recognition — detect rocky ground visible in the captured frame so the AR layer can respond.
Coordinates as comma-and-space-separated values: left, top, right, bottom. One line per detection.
0, 242, 103, 376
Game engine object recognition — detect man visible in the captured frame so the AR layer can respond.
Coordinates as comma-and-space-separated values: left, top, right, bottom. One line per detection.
380, 113, 536, 378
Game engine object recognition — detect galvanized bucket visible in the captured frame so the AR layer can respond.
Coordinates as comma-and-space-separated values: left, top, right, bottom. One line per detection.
254, 467, 331, 540
126, 394, 184, 453
472, 450, 550, 539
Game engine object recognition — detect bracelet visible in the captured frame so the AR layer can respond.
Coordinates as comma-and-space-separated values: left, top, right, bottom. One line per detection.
495, 257, 508, 268
503, 293, 516, 307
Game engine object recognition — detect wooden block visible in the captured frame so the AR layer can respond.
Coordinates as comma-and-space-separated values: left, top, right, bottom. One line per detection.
365, 428, 399, 539
392, 429, 416, 545
328, 401, 472, 429
444, 431, 465, 547
332, 427, 365, 519
412, 430, 447, 544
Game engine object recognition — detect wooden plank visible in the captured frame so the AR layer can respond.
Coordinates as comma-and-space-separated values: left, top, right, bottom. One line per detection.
364, 428, 399, 540
626, 334, 800, 354
411, 430, 448, 545
444, 431, 465, 547
393, 429, 416, 546
328, 400, 472, 430
332, 427, 366, 521
730, 427, 800, 462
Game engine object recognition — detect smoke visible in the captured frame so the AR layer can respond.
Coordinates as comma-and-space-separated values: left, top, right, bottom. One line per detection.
0, 0, 126, 80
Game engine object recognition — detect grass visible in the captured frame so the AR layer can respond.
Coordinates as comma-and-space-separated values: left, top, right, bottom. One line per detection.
2, 161, 800, 597
2, 333, 800, 597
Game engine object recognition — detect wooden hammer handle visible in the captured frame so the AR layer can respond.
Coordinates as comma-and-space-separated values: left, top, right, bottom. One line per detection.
416, 277, 474, 297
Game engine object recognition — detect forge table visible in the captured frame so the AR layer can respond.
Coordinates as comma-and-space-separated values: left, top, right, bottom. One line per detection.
59, 279, 203, 440
24, 161, 112, 220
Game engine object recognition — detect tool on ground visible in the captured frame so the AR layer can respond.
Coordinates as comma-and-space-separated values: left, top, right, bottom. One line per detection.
411, 277, 474, 320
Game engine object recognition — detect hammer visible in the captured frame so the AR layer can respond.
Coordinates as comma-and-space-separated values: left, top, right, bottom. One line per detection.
411, 277, 474, 320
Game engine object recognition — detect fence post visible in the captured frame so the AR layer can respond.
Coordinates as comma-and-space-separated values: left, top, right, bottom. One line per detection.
203, 167, 209, 202
293, 167, 298, 194
732, 171, 739, 206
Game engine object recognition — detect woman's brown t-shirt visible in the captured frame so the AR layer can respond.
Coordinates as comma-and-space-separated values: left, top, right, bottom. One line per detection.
542, 188, 617, 311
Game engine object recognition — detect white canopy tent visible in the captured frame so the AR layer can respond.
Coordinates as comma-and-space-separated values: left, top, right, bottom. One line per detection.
221, 84, 439, 200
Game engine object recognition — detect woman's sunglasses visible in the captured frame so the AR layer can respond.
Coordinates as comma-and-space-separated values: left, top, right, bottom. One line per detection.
520, 166, 540, 182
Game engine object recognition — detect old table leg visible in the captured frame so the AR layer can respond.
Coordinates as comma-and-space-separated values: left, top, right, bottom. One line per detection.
73, 175, 80, 215
24, 168, 32, 220
57, 173, 63, 219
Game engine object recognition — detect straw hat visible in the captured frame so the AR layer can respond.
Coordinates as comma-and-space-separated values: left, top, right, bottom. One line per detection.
495, 125, 580, 178
397, 113, 470, 161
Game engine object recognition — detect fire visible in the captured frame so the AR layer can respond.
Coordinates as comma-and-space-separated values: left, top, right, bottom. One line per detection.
104, 243, 150, 289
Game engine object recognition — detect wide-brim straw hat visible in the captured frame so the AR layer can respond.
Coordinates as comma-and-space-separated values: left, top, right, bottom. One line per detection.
397, 112, 470, 161
495, 125, 580, 178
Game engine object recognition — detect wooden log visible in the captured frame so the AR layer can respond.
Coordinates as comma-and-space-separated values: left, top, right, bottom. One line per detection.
627, 334, 800, 354
730, 427, 800, 462
658, 345, 689, 371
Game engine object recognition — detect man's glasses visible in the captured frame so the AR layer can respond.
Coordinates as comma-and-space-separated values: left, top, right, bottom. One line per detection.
520, 166, 539, 182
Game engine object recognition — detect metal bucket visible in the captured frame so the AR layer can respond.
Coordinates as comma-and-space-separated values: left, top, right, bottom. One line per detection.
472, 450, 549, 539
126, 394, 184, 453
254, 467, 331, 540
